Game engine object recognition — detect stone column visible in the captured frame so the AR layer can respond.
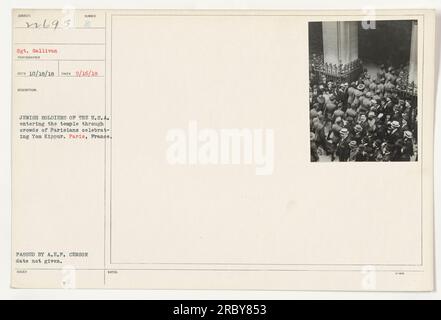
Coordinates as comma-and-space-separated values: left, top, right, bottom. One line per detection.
322, 21, 359, 66
408, 21, 418, 85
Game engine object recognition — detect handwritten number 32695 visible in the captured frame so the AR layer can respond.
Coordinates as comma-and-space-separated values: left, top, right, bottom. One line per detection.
25, 19, 72, 30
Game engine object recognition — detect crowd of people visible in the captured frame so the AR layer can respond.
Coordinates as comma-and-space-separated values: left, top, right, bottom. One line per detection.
309, 61, 418, 162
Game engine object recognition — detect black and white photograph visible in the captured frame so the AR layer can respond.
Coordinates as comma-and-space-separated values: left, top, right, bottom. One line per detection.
309, 20, 418, 162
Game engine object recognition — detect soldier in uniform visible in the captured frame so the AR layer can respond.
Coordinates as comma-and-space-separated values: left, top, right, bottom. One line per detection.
336, 128, 351, 162
386, 120, 402, 145
310, 132, 319, 162
348, 140, 359, 161
400, 131, 415, 161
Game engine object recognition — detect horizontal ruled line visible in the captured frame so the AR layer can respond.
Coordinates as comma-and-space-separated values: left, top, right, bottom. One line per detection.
111, 262, 424, 266
15, 76, 105, 78
14, 268, 425, 273
14, 43, 105, 45
14, 26, 105, 29
15, 59, 105, 62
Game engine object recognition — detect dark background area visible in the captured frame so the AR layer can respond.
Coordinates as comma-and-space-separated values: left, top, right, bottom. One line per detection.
309, 20, 414, 67
308, 22, 323, 56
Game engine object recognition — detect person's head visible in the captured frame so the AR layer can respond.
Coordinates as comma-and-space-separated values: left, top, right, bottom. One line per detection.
315, 121, 324, 130
377, 113, 384, 122
374, 139, 382, 148
339, 128, 349, 139
359, 114, 367, 123
332, 123, 342, 133
317, 112, 324, 121
391, 121, 400, 130
354, 124, 363, 133
317, 95, 325, 104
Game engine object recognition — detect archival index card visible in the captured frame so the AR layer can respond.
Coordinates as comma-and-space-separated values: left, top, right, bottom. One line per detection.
12, 9, 436, 291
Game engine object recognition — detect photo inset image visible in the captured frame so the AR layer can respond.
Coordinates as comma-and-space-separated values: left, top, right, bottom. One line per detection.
309, 20, 418, 162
